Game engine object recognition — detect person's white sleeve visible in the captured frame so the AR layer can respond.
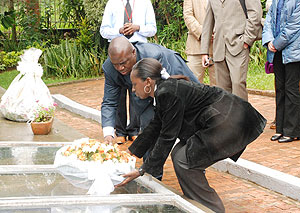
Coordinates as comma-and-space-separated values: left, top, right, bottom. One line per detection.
100, 1, 122, 40
103, 126, 115, 138
138, 0, 157, 37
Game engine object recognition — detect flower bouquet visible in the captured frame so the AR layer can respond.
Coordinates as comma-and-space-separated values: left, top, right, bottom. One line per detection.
54, 138, 136, 195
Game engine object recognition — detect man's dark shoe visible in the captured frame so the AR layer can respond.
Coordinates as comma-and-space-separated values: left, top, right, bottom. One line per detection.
278, 137, 300, 143
116, 136, 126, 144
128, 136, 137, 142
270, 134, 282, 141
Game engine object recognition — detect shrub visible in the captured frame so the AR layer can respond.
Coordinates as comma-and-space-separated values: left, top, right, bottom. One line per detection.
16, 0, 43, 47
42, 39, 103, 78
75, 17, 94, 50
82, 0, 108, 32
0, 50, 23, 71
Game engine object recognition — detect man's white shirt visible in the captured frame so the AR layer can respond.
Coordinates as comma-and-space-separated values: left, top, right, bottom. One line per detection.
100, 0, 157, 43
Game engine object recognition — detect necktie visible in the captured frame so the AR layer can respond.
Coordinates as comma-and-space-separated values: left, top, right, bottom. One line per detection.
124, 0, 133, 39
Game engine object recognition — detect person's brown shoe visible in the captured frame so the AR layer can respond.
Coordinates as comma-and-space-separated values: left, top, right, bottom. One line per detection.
128, 136, 138, 142
270, 120, 276, 129
116, 136, 126, 144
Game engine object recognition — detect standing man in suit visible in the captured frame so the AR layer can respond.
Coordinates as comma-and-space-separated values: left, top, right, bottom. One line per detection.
100, 0, 157, 144
200, 0, 262, 101
183, 0, 216, 85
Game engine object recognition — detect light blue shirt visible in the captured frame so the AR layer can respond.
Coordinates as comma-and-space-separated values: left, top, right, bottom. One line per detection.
100, 0, 157, 43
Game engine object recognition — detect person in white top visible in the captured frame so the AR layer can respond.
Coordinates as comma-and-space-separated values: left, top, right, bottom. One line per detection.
100, 0, 157, 144
100, 0, 157, 43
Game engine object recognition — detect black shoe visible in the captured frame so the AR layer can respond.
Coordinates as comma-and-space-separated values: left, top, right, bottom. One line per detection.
270, 134, 282, 141
278, 136, 299, 143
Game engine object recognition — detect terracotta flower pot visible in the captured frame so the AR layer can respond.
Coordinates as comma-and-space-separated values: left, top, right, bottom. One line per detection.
31, 117, 54, 135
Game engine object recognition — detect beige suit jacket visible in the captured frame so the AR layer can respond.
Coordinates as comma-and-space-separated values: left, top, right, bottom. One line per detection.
184, 0, 213, 55
200, 0, 262, 62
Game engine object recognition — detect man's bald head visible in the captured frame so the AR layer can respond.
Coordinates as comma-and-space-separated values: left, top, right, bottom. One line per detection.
108, 37, 137, 75
108, 37, 134, 57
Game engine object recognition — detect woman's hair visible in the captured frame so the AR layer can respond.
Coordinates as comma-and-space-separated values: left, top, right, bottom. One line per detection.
132, 58, 190, 81
132, 58, 162, 81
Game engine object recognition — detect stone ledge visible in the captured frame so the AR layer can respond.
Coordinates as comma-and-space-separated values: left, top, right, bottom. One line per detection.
52, 94, 101, 124
247, 88, 275, 97
212, 158, 300, 202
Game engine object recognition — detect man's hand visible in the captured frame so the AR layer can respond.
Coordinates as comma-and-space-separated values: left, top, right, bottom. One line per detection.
119, 26, 125, 35
123, 23, 140, 36
202, 54, 209, 68
115, 170, 140, 188
243, 42, 249, 49
211, 32, 214, 42
268, 41, 277, 53
104, 135, 114, 144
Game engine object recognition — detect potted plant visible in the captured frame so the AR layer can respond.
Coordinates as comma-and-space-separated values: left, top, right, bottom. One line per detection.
30, 102, 57, 135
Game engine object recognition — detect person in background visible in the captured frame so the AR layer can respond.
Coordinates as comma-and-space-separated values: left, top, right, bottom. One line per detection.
100, 0, 156, 42
116, 58, 266, 212
200, 0, 262, 101
101, 37, 199, 179
263, 0, 300, 143
183, 0, 216, 85
265, 0, 276, 130
100, 0, 157, 144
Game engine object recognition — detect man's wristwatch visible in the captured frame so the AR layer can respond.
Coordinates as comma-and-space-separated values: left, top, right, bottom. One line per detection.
138, 167, 145, 176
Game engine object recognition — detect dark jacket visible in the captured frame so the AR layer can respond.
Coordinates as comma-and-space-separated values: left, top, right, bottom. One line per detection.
129, 79, 266, 177
101, 42, 199, 129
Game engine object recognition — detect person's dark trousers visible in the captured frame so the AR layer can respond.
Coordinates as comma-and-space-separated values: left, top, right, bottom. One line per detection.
115, 87, 139, 138
171, 142, 225, 212
273, 51, 300, 138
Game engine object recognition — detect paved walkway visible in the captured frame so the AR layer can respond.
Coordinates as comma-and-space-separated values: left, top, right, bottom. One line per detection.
48, 79, 300, 212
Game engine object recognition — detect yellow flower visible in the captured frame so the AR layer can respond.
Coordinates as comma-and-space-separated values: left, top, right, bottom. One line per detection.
78, 154, 86, 161
61, 138, 134, 163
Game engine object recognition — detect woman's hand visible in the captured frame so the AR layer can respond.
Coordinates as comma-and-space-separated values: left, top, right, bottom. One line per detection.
115, 170, 140, 188
126, 149, 133, 155
268, 41, 277, 53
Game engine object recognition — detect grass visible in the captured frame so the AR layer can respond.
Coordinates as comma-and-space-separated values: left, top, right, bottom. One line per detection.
0, 70, 19, 89
202, 61, 275, 91
247, 61, 275, 90
0, 70, 101, 90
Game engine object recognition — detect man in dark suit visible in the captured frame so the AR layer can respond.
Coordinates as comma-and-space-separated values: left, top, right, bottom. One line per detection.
101, 37, 199, 145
